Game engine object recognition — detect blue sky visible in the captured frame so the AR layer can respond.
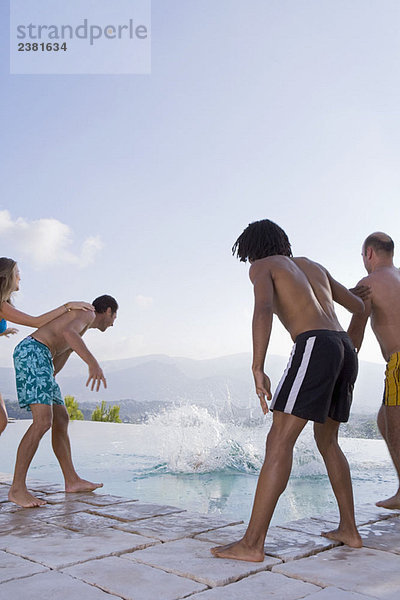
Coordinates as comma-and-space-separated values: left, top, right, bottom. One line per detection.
1, 0, 400, 370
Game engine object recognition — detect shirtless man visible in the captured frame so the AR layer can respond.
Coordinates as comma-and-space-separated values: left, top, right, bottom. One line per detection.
212, 219, 364, 563
8, 294, 118, 508
348, 232, 400, 510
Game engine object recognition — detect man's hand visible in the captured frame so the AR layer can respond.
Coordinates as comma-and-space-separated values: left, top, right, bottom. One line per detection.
66, 301, 95, 312
86, 361, 107, 392
2, 328, 18, 337
349, 284, 371, 301
253, 370, 272, 415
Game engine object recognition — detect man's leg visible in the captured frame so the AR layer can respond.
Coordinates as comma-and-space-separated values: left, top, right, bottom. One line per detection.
212, 411, 307, 562
376, 404, 400, 508
8, 404, 52, 507
51, 405, 103, 493
0, 393, 7, 435
314, 417, 362, 547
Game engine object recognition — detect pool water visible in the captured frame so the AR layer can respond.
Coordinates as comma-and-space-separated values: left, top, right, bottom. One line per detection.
1, 406, 395, 525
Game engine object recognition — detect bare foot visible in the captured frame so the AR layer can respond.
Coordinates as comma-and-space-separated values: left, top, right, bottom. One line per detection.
65, 478, 103, 493
8, 486, 47, 508
321, 527, 362, 548
376, 493, 400, 510
211, 539, 265, 562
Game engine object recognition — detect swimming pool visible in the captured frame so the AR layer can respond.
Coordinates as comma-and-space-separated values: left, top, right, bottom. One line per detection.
1, 406, 395, 525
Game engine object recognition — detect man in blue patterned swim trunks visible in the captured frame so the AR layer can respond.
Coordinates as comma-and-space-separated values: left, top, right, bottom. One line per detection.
14, 337, 65, 411
9, 295, 118, 508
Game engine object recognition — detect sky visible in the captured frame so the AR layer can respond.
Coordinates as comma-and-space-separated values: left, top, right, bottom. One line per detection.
1, 0, 400, 371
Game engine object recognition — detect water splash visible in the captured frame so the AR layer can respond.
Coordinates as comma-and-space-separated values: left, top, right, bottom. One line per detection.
140, 404, 336, 476
145, 405, 263, 474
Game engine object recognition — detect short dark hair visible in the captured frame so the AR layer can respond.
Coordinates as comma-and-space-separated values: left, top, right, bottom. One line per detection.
232, 219, 292, 262
92, 295, 118, 314
364, 233, 394, 256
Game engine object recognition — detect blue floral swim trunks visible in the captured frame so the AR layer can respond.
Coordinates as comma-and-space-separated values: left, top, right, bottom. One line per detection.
13, 336, 64, 411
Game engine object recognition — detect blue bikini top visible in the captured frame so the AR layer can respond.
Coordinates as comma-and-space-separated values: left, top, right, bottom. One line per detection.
0, 319, 7, 334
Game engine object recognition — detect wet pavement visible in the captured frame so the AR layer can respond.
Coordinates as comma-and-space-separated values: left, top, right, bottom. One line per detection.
1, 474, 400, 599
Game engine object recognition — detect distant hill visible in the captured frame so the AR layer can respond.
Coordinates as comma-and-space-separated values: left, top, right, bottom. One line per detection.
2, 352, 385, 417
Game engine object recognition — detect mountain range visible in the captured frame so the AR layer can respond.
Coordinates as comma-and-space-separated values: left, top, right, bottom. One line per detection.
1, 352, 385, 416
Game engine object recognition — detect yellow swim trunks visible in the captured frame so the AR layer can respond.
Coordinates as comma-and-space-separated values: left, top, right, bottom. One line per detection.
383, 352, 400, 406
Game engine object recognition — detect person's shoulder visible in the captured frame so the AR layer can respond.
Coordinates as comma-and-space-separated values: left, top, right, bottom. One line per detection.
80, 308, 96, 321
249, 257, 276, 281
292, 256, 325, 272
67, 308, 96, 325
292, 255, 318, 264
250, 255, 301, 283
357, 274, 372, 285
367, 267, 400, 290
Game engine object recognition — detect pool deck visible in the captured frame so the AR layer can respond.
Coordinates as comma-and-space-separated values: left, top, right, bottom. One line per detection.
1, 474, 400, 599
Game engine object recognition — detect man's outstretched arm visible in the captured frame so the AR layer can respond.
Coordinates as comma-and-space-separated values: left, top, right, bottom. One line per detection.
61, 313, 107, 391
249, 262, 274, 414
325, 271, 366, 314
347, 278, 372, 352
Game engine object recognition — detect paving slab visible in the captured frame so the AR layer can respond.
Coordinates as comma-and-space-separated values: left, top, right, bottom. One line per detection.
0, 486, 10, 503
272, 546, 400, 599
1, 499, 63, 534
44, 492, 138, 506
1, 499, 91, 519
63, 555, 207, 600
0, 476, 58, 489
126, 538, 281, 587
0, 550, 48, 583
0, 512, 37, 534
0, 571, 121, 599
44, 511, 122, 532
113, 511, 243, 542
195, 523, 247, 544
196, 523, 339, 561
262, 526, 339, 561
305, 588, 377, 599
0, 522, 157, 568
26, 482, 66, 493
320, 504, 400, 526
89, 501, 185, 522
359, 518, 400, 554
188, 570, 320, 599
279, 517, 347, 537
79, 494, 139, 506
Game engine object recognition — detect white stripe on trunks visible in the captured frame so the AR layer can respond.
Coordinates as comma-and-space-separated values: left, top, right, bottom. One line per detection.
284, 336, 316, 415
270, 342, 297, 410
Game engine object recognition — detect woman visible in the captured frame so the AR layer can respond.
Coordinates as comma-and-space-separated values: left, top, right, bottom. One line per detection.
0, 256, 93, 434
0, 318, 18, 433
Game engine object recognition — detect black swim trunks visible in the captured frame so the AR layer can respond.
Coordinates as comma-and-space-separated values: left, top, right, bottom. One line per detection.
270, 329, 358, 423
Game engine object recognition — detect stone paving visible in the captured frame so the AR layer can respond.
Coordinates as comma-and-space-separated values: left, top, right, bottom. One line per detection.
1, 475, 400, 599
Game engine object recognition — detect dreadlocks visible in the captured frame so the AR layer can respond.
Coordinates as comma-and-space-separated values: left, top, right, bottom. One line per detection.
232, 219, 292, 262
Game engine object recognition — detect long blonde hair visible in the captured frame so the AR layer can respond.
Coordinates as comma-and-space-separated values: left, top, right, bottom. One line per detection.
0, 257, 17, 307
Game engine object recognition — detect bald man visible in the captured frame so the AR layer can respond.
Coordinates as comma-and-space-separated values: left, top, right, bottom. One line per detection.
349, 232, 400, 509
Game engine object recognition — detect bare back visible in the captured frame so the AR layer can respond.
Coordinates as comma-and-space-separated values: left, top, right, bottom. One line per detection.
363, 266, 400, 360
251, 256, 361, 341
31, 310, 94, 357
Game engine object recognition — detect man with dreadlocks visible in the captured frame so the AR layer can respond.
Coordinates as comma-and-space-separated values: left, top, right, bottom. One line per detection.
211, 219, 365, 562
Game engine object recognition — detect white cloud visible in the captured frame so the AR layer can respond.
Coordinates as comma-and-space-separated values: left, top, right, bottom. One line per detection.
135, 294, 154, 309
0, 210, 103, 268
